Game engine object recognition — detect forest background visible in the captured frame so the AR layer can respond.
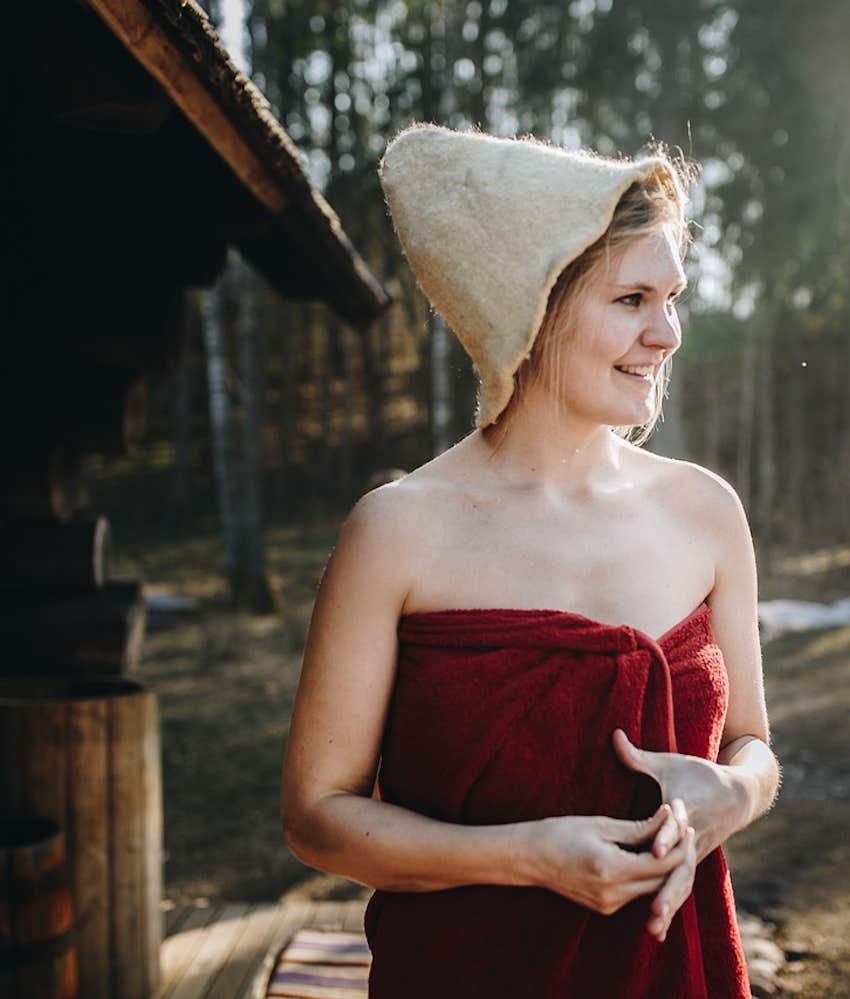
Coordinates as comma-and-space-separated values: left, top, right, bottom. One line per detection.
85, 3, 850, 992
91, 0, 850, 606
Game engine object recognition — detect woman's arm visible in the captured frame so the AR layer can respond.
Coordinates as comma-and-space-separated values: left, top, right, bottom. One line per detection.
613, 466, 781, 864
281, 483, 692, 913
611, 466, 781, 940
716, 736, 780, 831
281, 483, 538, 891
288, 791, 536, 893
708, 472, 781, 832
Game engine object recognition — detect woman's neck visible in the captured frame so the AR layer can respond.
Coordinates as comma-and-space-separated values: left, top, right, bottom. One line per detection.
475, 397, 627, 500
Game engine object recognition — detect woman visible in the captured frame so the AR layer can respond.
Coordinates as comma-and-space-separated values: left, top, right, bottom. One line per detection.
281, 124, 781, 997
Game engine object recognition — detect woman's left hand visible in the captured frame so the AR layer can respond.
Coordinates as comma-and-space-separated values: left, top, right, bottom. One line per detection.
611, 728, 746, 865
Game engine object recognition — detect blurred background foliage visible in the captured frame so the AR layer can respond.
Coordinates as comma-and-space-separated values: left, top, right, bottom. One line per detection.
90, 0, 850, 599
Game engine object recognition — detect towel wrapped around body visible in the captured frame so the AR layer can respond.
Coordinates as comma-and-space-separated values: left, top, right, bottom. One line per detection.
364, 602, 750, 998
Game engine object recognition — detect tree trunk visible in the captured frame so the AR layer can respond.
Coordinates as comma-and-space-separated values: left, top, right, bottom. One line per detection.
318, 313, 336, 512
785, 360, 805, 545
430, 311, 452, 456
359, 319, 385, 466
755, 312, 776, 541
235, 255, 274, 612
703, 360, 722, 470
839, 329, 850, 539
172, 290, 196, 519
273, 300, 301, 512
468, 0, 489, 129
201, 279, 239, 596
736, 326, 759, 511
419, 6, 455, 457
644, 30, 691, 461
339, 324, 354, 501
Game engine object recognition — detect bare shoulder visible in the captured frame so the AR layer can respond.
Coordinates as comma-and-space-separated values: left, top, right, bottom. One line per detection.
345, 460, 450, 547
666, 458, 751, 550
630, 447, 748, 537
336, 480, 417, 603
343, 475, 418, 541
335, 461, 454, 603
620, 446, 755, 591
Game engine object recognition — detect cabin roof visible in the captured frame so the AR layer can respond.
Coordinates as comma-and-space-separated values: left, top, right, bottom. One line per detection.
11, 0, 390, 331
91, 0, 391, 326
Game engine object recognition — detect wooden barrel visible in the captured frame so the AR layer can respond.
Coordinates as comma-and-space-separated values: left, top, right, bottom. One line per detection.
0, 678, 162, 999
0, 817, 79, 998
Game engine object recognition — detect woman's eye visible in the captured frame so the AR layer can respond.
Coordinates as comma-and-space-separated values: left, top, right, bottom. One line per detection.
618, 292, 681, 308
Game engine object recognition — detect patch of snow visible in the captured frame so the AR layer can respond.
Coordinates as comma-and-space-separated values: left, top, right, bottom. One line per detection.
758, 598, 850, 641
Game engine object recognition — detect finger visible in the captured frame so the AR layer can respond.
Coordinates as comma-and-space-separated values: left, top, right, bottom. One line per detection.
606, 855, 693, 913
648, 828, 696, 939
651, 827, 695, 916
671, 798, 689, 839
614, 826, 692, 880
611, 729, 656, 779
614, 873, 668, 901
604, 806, 669, 846
652, 799, 689, 857
651, 808, 681, 858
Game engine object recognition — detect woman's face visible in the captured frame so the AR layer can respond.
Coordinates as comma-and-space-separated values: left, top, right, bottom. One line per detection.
551, 225, 688, 429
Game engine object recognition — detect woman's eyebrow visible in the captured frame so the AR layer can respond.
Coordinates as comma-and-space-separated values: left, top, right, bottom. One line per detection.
614, 280, 688, 293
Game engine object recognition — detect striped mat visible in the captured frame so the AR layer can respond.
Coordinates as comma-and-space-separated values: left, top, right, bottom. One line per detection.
267, 928, 371, 998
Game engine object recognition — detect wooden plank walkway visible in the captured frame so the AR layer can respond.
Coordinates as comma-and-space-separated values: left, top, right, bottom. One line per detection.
156, 897, 369, 999
157, 895, 779, 998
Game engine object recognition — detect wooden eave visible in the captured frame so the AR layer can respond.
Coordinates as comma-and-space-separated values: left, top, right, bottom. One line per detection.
84, 0, 391, 328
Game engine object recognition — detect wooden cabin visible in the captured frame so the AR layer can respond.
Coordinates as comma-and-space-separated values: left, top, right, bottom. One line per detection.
1, 1, 389, 995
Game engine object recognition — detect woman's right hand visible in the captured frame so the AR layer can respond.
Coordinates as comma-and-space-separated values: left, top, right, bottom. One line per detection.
527, 803, 696, 938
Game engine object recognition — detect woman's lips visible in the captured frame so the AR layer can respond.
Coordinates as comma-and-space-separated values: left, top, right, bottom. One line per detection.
615, 366, 654, 384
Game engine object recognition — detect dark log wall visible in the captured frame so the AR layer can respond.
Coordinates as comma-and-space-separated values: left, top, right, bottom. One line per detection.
5, 0, 388, 522
5, 1, 257, 519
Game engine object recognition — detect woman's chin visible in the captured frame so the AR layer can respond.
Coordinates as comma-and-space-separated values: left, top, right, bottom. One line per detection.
602, 404, 653, 428
552, 395, 653, 428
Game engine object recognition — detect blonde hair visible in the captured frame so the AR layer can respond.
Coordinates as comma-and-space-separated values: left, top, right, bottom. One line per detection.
482, 144, 698, 451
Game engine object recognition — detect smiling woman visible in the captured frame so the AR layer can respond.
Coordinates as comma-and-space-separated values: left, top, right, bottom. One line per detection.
486, 154, 693, 452
281, 124, 780, 999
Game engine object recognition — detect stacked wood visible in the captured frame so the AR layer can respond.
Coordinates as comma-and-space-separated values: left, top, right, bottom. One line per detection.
0, 580, 147, 676
64, 373, 149, 458
0, 816, 79, 998
0, 511, 146, 676
0, 516, 112, 590
0, 370, 150, 460
0, 678, 162, 999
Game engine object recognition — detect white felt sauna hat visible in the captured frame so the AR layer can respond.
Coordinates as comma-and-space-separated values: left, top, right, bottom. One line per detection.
378, 122, 684, 427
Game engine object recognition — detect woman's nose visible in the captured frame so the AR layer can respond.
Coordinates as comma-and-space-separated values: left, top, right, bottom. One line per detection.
642, 306, 681, 351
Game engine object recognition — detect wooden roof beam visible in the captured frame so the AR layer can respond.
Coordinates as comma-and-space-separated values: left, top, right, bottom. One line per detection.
86, 0, 287, 214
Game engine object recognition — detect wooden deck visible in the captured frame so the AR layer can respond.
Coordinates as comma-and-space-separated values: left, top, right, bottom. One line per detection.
156, 894, 783, 998
156, 897, 369, 999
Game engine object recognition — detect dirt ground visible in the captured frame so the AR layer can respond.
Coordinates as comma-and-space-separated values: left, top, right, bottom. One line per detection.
724, 544, 850, 997
122, 523, 850, 997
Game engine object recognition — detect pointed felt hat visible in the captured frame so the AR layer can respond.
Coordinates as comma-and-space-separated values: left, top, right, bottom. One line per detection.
378, 122, 683, 427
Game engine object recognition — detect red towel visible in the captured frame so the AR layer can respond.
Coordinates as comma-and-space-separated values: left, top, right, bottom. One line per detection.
364, 603, 750, 998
